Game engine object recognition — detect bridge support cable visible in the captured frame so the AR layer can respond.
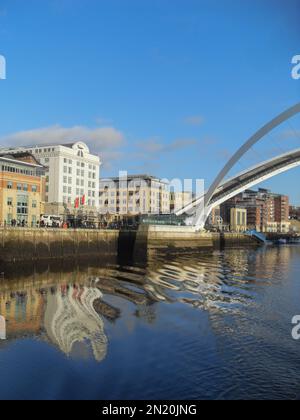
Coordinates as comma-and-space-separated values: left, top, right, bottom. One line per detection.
287, 120, 300, 144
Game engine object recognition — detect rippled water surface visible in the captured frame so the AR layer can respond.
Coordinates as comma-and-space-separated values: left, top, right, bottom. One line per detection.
1, 245, 300, 400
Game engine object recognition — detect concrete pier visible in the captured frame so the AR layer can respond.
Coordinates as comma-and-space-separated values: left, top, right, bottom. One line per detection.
0, 226, 258, 263
133, 225, 257, 258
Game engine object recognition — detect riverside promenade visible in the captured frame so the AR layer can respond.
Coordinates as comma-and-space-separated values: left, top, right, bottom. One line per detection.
0, 226, 258, 263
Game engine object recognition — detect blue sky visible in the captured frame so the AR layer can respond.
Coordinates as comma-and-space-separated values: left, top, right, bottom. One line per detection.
0, 0, 300, 202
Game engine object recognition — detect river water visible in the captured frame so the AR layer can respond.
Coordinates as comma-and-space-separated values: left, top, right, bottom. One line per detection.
0, 245, 300, 400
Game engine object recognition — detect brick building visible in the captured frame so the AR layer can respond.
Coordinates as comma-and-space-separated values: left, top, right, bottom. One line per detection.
0, 153, 46, 227
220, 188, 290, 233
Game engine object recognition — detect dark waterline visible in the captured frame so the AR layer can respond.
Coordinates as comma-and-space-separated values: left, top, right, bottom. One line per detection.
0, 245, 300, 400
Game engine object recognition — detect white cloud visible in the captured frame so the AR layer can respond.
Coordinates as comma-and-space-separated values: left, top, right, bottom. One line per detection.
95, 116, 113, 126
136, 138, 198, 155
184, 115, 205, 126
1, 124, 123, 149
0, 124, 125, 168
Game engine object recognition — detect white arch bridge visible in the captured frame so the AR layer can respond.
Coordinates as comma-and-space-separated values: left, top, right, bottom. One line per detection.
176, 103, 300, 230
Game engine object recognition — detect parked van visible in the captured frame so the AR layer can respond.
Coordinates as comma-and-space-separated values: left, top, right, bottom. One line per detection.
40, 215, 63, 228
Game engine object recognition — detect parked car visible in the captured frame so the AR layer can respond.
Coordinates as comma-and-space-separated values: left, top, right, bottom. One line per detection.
40, 215, 63, 228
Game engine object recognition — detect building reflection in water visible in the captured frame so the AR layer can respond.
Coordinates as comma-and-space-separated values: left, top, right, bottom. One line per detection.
44, 286, 107, 362
0, 245, 296, 360
0, 281, 108, 362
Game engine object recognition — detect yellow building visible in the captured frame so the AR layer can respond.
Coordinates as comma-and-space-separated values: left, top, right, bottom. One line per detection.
0, 290, 45, 338
170, 191, 193, 213
99, 174, 170, 217
0, 153, 46, 227
230, 207, 247, 232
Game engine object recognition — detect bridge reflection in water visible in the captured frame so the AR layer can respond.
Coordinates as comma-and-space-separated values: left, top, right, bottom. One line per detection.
0, 245, 295, 363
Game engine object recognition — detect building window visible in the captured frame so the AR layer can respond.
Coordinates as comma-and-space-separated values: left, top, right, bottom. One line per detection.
32, 185, 37, 192
17, 183, 22, 190
32, 200, 37, 208
7, 198, 13, 206
17, 195, 28, 221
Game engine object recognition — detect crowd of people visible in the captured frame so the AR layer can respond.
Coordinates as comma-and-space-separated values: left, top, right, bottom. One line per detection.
6, 219, 27, 228
0, 218, 140, 230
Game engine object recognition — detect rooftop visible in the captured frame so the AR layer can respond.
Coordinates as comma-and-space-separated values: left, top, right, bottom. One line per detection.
100, 174, 169, 184
0, 152, 45, 168
0, 141, 90, 152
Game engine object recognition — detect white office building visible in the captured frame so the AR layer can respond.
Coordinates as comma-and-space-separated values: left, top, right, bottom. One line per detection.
0, 142, 100, 208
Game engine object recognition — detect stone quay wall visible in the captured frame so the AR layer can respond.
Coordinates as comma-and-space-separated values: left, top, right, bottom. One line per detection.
0, 227, 258, 263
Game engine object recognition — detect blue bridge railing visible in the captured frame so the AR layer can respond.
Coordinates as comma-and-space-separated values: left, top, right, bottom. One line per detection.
245, 230, 267, 243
